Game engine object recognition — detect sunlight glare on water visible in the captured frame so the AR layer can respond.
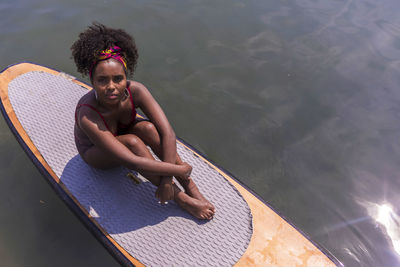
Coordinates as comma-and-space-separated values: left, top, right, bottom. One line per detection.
369, 202, 400, 257
1, 0, 400, 266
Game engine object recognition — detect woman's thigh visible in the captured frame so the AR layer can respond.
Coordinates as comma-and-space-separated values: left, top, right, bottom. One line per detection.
82, 134, 162, 185
82, 145, 120, 169
82, 134, 149, 169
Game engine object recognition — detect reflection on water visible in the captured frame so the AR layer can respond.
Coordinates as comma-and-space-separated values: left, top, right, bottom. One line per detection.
1, 0, 400, 266
366, 202, 400, 257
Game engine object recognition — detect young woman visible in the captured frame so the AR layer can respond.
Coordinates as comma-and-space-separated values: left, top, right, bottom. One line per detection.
72, 23, 215, 220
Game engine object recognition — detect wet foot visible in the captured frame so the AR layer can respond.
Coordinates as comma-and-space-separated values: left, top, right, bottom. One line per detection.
174, 186, 215, 220
176, 177, 216, 213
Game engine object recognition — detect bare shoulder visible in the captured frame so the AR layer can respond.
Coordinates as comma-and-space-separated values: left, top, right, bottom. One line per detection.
128, 80, 148, 93
75, 92, 101, 124
128, 80, 152, 106
77, 90, 95, 105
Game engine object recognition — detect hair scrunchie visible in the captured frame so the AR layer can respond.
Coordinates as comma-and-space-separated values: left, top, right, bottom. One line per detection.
90, 46, 127, 78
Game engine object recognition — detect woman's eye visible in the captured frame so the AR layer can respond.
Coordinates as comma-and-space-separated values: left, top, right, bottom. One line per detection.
114, 76, 123, 83
97, 77, 107, 84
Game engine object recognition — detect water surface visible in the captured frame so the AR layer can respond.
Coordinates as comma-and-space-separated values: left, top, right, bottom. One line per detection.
1, 0, 400, 266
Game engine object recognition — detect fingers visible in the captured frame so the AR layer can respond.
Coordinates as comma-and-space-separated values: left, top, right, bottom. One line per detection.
185, 163, 192, 176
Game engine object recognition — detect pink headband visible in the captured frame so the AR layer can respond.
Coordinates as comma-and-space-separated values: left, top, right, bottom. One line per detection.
89, 46, 127, 78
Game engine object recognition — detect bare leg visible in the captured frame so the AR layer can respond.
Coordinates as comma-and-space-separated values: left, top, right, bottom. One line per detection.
82, 133, 214, 219
83, 134, 161, 186
130, 121, 215, 213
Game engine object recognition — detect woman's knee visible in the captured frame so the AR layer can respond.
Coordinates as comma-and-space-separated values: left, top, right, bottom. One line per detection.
138, 121, 161, 144
119, 134, 145, 151
142, 121, 159, 136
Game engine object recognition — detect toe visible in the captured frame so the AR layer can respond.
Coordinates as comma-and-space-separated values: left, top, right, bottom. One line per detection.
207, 204, 216, 213
206, 210, 214, 219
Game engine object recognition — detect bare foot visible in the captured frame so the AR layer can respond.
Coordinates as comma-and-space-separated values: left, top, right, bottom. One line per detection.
174, 186, 215, 220
176, 177, 216, 213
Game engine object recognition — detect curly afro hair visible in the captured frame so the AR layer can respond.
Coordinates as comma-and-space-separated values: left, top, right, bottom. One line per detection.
71, 23, 138, 78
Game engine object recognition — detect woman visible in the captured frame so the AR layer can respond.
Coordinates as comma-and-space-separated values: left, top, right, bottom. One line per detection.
72, 23, 215, 220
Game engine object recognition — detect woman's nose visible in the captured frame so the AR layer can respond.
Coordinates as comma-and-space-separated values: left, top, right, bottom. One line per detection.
107, 81, 116, 90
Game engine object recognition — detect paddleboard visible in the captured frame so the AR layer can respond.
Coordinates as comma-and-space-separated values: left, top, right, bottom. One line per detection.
0, 63, 340, 266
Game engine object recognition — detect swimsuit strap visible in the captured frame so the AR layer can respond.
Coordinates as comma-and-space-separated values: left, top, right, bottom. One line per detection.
75, 104, 115, 135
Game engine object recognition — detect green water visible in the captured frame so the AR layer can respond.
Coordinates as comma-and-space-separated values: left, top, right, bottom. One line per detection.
1, 0, 400, 266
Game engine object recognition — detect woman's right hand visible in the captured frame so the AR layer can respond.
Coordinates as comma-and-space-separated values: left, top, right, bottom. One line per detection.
180, 162, 192, 179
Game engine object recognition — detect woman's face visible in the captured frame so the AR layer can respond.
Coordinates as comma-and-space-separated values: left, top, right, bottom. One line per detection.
91, 59, 127, 105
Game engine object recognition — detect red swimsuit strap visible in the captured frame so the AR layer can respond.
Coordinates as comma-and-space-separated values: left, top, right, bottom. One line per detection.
75, 84, 135, 135
75, 104, 114, 135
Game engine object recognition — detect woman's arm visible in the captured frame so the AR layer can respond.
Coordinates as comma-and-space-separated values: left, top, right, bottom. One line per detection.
131, 82, 178, 170
78, 108, 189, 177
131, 82, 184, 202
